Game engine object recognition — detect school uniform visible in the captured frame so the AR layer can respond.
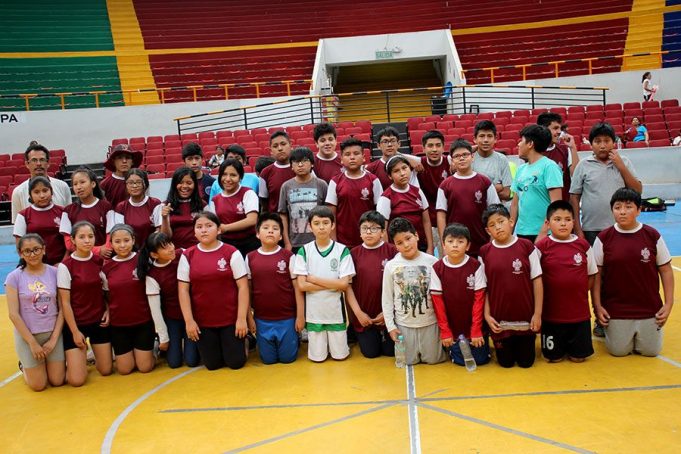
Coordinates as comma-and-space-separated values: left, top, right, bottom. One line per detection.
114, 196, 162, 249
377, 185, 430, 250
100, 174, 128, 208
154, 200, 201, 250
313, 153, 343, 183
60, 198, 116, 246
208, 186, 260, 256
258, 162, 295, 213
14, 203, 66, 265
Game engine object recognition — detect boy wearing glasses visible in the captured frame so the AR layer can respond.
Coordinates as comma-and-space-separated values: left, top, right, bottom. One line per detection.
366, 126, 420, 190
436, 139, 499, 257
278, 147, 328, 252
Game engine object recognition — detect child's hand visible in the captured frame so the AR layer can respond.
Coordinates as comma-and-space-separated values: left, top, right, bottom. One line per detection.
485, 315, 502, 333
100, 308, 110, 327
596, 306, 610, 326
73, 330, 87, 349
471, 337, 484, 348
29, 341, 45, 361
441, 337, 454, 348
372, 313, 385, 326
161, 204, 173, 218
295, 315, 306, 333
42, 337, 57, 356
356, 311, 372, 327
655, 304, 673, 327
99, 247, 113, 259
159, 342, 169, 352
284, 240, 293, 251
389, 328, 401, 342
235, 318, 248, 338
186, 320, 201, 341
426, 246, 434, 255
247, 312, 256, 334
530, 314, 542, 332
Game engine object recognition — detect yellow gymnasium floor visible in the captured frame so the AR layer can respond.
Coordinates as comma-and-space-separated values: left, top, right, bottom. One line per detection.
1, 260, 680, 453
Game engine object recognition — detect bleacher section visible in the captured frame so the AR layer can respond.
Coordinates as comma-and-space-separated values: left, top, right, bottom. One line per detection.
663, 9, 681, 67
0, 150, 66, 201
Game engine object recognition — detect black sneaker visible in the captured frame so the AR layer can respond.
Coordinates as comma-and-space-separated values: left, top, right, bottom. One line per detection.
593, 323, 605, 338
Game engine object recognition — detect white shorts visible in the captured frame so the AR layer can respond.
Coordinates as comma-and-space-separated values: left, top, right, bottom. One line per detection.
307, 330, 349, 362
399, 323, 447, 365
605, 318, 662, 357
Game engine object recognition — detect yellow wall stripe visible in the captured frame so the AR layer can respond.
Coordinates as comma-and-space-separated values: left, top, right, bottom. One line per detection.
623, 0, 667, 71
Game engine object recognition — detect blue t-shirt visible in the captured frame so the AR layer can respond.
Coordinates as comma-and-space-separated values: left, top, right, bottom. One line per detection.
209, 173, 259, 202
511, 156, 563, 235
633, 125, 648, 142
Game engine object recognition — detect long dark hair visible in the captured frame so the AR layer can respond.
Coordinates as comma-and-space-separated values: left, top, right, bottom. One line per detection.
16, 233, 46, 269
165, 167, 203, 213
27, 176, 53, 205
137, 231, 173, 281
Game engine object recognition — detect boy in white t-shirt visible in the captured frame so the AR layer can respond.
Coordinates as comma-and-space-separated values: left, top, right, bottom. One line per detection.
293, 206, 355, 362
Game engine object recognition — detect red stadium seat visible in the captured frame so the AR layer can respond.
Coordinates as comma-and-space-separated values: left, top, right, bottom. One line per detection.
642, 101, 660, 109
418, 122, 436, 131
623, 102, 641, 110
645, 115, 664, 124
649, 139, 671, 147
660, 99, 679, 108
0, 166, 17, 176
604, 103, 622, 111
648, 129, 670, 141
112, 138, 128, 147
495, 111, 513, 119
355, 121, 372, 133
625, 141, 647, 149
147, 136, 163, 143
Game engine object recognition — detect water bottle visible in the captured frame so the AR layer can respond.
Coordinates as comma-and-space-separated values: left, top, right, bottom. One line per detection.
458, 334, 477, 372
394, 335, 406, 368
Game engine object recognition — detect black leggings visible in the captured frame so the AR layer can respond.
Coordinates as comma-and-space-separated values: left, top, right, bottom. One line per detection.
356, 327, 395, 358
494, 334, 536, 368
196, 325, 247, 370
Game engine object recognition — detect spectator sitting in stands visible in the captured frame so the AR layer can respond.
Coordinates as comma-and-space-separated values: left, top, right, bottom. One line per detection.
625, 117, 649, 146
208, 146, 225, 169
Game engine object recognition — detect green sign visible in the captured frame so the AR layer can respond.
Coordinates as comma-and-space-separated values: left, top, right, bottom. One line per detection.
375, 50, 394, 60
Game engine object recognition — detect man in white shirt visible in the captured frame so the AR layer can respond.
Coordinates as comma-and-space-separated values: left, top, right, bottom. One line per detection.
11, 143, 71, 223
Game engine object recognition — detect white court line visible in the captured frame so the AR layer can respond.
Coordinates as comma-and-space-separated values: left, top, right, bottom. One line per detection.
672, 265, 681, 273
406, 365, 421, 454
0, 371, 21, 388
101, 367, 200, 454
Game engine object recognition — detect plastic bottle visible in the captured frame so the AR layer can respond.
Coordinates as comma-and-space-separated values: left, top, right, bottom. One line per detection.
394, 335, 406, 368
458, 334, 477, 372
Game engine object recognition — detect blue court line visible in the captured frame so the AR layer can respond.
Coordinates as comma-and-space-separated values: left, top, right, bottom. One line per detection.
223, 402, 397, 453
418, 402, 595, 454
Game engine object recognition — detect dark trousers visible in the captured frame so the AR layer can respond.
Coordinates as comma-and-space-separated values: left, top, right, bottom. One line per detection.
356, 327, 395, 358
165, 318, 200, 368
197, 325, 247, 370
494, 334, 536, 368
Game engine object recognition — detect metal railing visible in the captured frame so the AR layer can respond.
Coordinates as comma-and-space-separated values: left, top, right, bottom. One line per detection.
175, 84, 608, 134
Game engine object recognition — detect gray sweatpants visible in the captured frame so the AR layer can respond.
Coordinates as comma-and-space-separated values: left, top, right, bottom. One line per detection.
605, 318, 663, 357
398, 323, 447, 365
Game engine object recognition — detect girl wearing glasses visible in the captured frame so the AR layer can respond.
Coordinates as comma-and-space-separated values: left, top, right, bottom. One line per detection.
113, 169, 162, 249
5, 234, 65, 391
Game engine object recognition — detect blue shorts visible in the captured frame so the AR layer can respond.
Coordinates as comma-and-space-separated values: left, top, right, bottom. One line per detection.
449, 337, 491, 366
255, 317, 299, 364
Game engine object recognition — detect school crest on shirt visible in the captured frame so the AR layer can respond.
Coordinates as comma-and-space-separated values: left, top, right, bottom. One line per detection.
236, 201, 245, 215
330, 258, 339, 271
217, 257, 228, 271
276, 260, 287, 274
53, 216, 61, 227
466, 273, 476, 290
474, 190, 483, 203
641, 247, 651, 263
441, 169, 448, 179
132, 268, 140, 280
512, 258, 523, 274
573, 253, 583, 266
360, 187, 370, 200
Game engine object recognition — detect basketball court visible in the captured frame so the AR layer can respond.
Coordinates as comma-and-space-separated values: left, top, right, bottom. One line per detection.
1, 207, 680, 453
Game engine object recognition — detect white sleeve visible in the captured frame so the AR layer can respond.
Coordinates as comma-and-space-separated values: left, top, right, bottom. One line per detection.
486, 182, 500, 205
429, 267, 442, 292
529, 248, 542, 279
288, 254, 297, 279
372, 178, 383, 204
206, 200, 216, 214
418, 188, 429, 210
381, 262, 397, 332
325, 179, 338, 206
656, 237, 672, 266
113, 212, 125, 226
435, 188, 447, 211
592, 238, 604, 266
57, 263, 72, 289
258, 177, 268, 198
245, 255, 251, 279
474, 264, 487, 290
13, 213, 27, 237
59, 211, 72, 235
243, 190, 259, 214
105, 210, 117, 233
146, 276, 161, 295
56, 181, 73, 208
152, 203, 164, 227
292, 249, 309, 276
147, 294, 169, 344
409, 171, 420, 188
101, 271, 109, 291
586, 247, 597, 275
230, 250, 248, 280
376, 196, 391, 220
11, 183, 23, 224
177, 255, 190, 282
338, 248, 356, 279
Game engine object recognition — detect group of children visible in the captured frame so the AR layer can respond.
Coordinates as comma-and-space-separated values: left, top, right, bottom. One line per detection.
5, 119, 675, 392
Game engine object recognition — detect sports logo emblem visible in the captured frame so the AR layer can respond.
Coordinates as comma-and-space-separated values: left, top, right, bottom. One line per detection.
475, 190, 483, 203
641, 247, 651, 263
276, 260, 287, 273
512, 258, 523, 274
573, 253, 583, 265
360, 187, 370, 200
217, 257, 228, 271
466, 273, 475, 289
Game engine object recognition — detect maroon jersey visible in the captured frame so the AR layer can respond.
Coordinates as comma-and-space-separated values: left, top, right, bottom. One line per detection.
536, 236, 596, 323
246, 247, 297, 321
58, 253, 106, 325
436, 173, 496, 256
61, 198, 114, 246
326, 171, 381, 248
432, 256, 483, 339
418, 156, 451, 225
595, 225, 669, 319
543, 143, 570, 201
15, 204, 66, 265
377, 185, 429, 249
103, 254, 152, 327
365, 158, 392, 190
314, 154, 343, 183
179, 243, 247, 327
115, 196, 161, 248
100, 175, 128, 208
259, 162, 295, 213
210, 186, 258, 241
167, 200, 200, 249
478, 237, 541, 340
349, 242, 397, 331
147, 249, 183, 320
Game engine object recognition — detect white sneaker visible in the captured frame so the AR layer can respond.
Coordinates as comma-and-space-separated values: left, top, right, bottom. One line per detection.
300, 328, 309, 343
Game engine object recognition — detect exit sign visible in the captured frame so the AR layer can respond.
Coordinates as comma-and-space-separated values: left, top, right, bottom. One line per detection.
375, 50, 394, 60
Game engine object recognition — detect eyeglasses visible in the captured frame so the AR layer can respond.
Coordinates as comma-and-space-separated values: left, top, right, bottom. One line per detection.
451, 152, 472, 160
20, 246, 44, 256
360, 226, 382, 233
28, 158, 48, 164
380, 139, 399, 145
126, 180, 144, 187
293, 159, 312, 165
